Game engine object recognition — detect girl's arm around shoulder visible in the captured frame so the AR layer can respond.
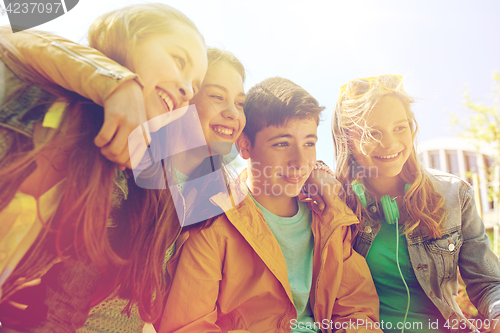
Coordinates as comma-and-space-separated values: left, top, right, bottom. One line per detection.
0, 27, 147, 168
0, 26, 140, 105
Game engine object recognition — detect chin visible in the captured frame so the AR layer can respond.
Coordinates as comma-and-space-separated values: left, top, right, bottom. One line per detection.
281, 183, 304, 198
208, 142, 233, 156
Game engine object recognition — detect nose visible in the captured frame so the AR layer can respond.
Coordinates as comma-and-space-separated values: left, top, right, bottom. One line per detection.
288, 145, 310, 171
221, 104, 240, 120
177, 81, 194, 104
380, 133, 398, 149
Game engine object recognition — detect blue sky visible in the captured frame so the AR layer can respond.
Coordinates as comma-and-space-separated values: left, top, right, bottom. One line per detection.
1, 0, 499, 166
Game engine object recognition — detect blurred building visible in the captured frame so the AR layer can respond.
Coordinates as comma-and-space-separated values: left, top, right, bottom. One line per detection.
418, 137, 499, 230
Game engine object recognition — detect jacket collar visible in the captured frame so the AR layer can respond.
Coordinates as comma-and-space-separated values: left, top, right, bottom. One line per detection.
209, 169, 360, 275
210, 169, 360, 242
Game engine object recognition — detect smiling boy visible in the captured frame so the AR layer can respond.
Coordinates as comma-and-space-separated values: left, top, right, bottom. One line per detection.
160, 77, 381, 333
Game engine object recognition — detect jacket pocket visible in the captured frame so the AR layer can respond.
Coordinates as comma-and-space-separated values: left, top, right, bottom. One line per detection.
425, 230, 463, 280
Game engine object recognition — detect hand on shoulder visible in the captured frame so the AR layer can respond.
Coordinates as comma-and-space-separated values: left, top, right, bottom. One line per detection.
97, 80, 149, 170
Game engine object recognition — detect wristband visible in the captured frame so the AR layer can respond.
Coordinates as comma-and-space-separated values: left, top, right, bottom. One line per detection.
313, 160, 335, 177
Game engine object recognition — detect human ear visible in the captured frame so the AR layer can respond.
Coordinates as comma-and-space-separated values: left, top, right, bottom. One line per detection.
236, 133, 251, 160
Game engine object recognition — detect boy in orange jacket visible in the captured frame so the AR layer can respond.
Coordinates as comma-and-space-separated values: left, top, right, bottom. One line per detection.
160, 77, 382, 333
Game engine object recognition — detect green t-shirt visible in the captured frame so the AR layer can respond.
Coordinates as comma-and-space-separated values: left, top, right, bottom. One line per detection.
251, 196, 318, 333
366, 220, 448, 333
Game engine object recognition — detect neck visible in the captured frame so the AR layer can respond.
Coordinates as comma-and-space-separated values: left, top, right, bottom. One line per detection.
172, 145, 211, 176
245, 172, 298, 218
365, 175, 406, 200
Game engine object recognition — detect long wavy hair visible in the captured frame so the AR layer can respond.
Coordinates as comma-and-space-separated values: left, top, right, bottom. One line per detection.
332, 79, 446, 238
0, 3, 204, 323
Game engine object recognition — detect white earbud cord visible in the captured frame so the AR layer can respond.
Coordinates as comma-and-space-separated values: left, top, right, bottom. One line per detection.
395, 217, 410, 333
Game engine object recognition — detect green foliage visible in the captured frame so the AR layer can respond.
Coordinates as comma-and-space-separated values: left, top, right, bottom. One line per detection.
450, 71, 500, 203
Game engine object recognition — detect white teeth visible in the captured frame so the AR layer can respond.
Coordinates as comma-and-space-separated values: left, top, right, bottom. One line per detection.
377, 153, 399, 159
156, 89, 174, 111
212, 126, 234, 136
282, 175, 301, 180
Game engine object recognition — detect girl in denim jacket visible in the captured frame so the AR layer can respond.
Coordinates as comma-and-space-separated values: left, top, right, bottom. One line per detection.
331, 74, 500, 333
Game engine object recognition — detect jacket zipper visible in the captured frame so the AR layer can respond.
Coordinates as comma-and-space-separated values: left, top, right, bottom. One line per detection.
50, 41, 122, 80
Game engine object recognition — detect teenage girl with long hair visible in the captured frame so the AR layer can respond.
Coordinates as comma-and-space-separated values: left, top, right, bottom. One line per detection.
81, 46, 248, 333
332, 74, 500, 332
0, 3, 207, 331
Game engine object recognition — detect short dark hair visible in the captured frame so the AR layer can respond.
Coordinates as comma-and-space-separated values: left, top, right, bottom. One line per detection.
243, 77, 324, 145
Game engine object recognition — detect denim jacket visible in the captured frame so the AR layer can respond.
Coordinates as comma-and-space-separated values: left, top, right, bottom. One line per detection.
353, 169, 500, 332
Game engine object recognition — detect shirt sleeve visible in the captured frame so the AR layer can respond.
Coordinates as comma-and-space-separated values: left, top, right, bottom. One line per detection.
33, 259, 103, 333
158, 227, 225, 333
0, 26, 140, 106
458, 184, 500, 320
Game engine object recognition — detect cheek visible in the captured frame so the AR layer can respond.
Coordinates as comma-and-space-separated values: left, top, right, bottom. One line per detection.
349, 137, 366, 155
307, 150, 316, 164
239, 115, 247, 132
350, 146, 373, 166
353, 137, 378, 156
196, 106, 217, 128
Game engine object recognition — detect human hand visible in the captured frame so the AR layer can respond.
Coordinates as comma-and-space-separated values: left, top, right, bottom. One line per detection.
95, 80, 150, 170
298, 168, 342, 219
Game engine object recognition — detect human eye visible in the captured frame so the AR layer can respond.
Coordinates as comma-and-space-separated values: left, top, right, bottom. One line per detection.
173, 55, 185, 70
368, 130, 381, 140
273, 142, 288, 147
210, 94, 223, 101
395, 125, 407, 132
235, 101, 244, 110
305, 141, 316, 147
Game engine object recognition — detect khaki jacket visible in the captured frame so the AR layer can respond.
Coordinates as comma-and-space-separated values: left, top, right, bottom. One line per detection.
0, 26, 139, 106
161, 190, 382, 333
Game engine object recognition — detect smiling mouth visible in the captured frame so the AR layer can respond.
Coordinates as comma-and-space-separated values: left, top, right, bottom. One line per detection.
280, 174, 305, 183
373, 152, 401, 160
156, 88, 175, 112
211, 125, 235, 137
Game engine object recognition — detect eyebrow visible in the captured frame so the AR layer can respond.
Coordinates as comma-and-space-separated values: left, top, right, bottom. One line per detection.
267, 133, 318, 142
204, 84, 246, 97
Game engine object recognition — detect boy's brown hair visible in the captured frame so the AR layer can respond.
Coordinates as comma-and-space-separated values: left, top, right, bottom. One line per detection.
243, 77, 324, 145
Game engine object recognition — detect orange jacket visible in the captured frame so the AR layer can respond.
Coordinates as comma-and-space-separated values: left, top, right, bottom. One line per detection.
160, 191, 382, 333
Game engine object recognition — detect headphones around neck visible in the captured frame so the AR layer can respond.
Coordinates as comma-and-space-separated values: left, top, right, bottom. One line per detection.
352, 180, 413, 332
351, 181, 411, 225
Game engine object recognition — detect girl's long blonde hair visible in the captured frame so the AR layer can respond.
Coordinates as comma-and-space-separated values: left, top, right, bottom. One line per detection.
1, 3, 204, 323
88, 3, 204, 67
332, 80, 446, 238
